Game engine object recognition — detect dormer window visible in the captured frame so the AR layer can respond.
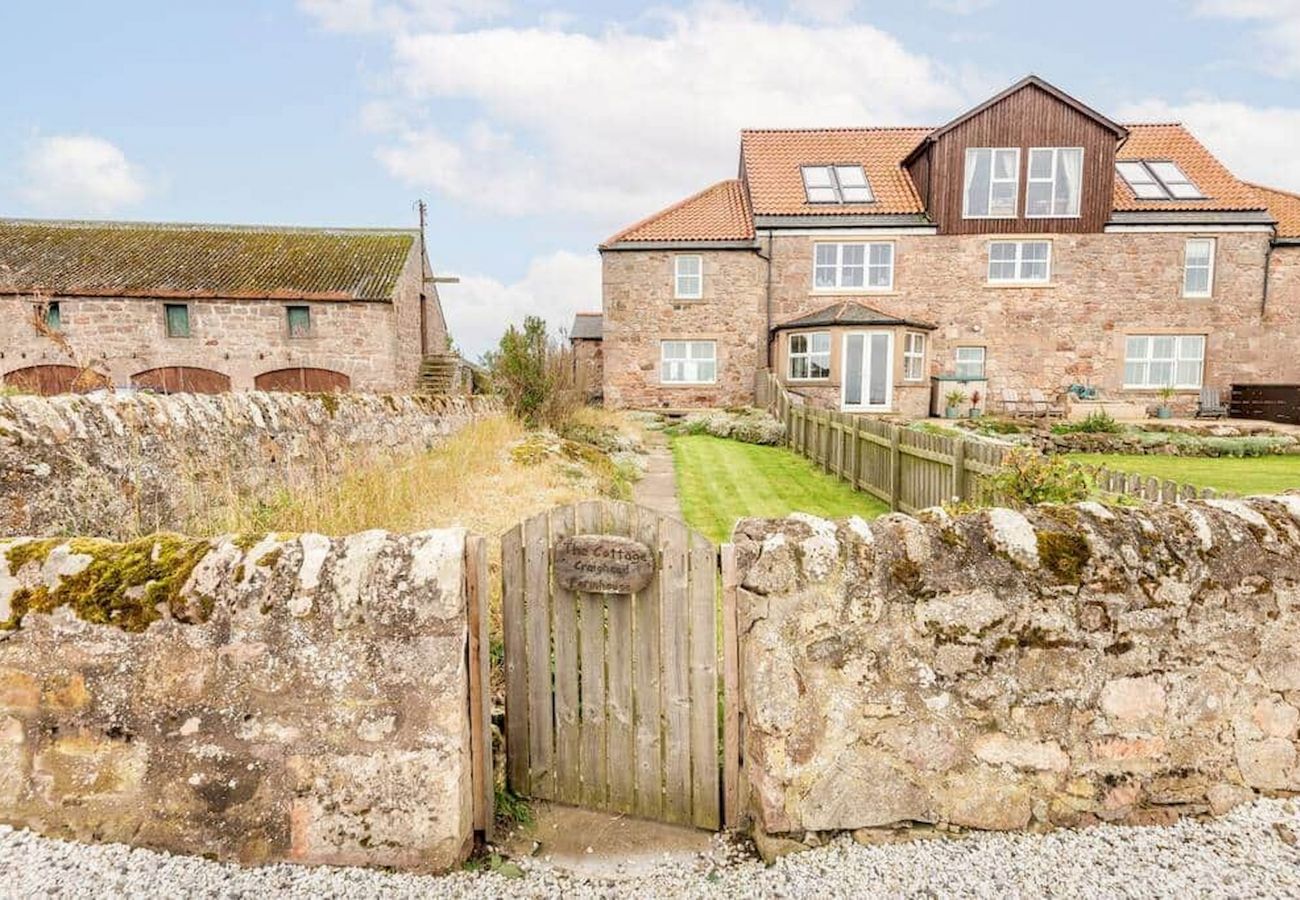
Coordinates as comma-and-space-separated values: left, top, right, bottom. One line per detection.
1026, 147, 1083, 218
801, 165, 874, 204
963, 148, 1019, 218
1116, 160, 1206, 200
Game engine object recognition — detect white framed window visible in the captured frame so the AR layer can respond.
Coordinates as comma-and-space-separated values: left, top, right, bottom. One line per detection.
1116, 160, 1205, 200
1026, 147, 1083, 218
903, 332, 926, 381
988, 240, 1051, 284
963, 147, 1020, 218
674, 255, 702, 299
1183, 238, 1215, 298
660, 340, 716, 384
788, 332, 831, 380
801, 165, 874, 203
813, 242, 893, 291
954, 346, 986, 379
1124, 335, 1204, 389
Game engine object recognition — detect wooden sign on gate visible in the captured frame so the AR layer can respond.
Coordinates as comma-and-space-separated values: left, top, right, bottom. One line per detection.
554, 534, 654, 594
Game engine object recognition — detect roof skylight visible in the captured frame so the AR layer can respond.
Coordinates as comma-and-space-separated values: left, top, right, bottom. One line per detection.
1116, 160, 1206, 200
801, 165, 875, 204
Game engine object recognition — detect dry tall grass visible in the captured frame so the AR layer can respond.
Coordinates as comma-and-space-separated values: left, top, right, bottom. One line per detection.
187, 415, 613, 541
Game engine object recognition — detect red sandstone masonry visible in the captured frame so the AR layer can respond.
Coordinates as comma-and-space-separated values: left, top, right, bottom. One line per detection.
602, 234, 1300, 412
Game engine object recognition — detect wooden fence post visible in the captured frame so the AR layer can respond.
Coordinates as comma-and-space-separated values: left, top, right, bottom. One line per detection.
850, 416, 861, 490
464, 533, 494, 840
720, 543, 742, 829
889, 427, 902, 512
953, 438, 967, 503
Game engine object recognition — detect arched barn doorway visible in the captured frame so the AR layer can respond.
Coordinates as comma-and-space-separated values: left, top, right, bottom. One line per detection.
1, 364, 105, 396
131, 367, 231, 395
254, 367, 351, 392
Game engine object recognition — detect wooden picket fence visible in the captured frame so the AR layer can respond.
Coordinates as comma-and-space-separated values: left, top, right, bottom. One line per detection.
756, 371, 1227, 511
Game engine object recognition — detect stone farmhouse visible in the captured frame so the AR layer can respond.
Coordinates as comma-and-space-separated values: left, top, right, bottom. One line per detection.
0, 218, 454, 394
599, 76, 1300, 416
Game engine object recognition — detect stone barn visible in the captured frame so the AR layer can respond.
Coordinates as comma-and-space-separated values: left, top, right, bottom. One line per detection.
0, 218, 455, 394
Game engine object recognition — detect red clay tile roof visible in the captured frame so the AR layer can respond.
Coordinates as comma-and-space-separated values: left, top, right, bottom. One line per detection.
1114, 125, 1265, 213
741, 127, 931, 217
1248, 182, 1300, 239
603, 180, 754, 245
0, 219, 418, 301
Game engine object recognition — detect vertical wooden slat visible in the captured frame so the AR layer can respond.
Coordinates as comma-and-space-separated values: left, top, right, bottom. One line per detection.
465, 533, 494, 839
502, 524, 529, 795
658, 518, 692, 826
633, 510, 664, 820
889, 428, 902, 512
605, 503, 636, 813
576, 501, 609, 808
688, 534, 720, 829
523, 512, 555, 799
549, 506, 582, 805
720, 543, 741, 829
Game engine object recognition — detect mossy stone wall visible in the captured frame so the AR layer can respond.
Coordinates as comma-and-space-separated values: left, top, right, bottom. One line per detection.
0, 390, 501, 539
0, 528, 473, 872
734, 499, 1300, 845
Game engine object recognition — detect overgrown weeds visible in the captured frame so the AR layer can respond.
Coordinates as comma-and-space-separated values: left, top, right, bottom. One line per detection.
987, 447, 1094, 507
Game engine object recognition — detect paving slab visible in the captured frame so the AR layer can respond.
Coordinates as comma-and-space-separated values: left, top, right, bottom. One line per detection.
500, 801, 716, 880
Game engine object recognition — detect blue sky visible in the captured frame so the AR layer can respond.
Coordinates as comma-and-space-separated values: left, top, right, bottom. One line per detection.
3, 0, 1299, 357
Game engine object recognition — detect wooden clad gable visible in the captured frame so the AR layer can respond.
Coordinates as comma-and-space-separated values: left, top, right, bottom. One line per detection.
905, 79, 1124, 234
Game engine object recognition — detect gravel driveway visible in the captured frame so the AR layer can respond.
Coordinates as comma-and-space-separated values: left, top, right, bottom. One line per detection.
1, 799, 1297, 899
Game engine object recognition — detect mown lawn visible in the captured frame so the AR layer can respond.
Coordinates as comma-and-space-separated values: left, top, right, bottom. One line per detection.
670, 434, 889, 542
1066, 452, 1300, 496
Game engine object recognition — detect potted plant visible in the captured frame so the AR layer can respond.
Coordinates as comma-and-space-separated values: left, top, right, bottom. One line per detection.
1155, 385, 1176, 419
944, 388, 967, 419
969, 389, 983, 419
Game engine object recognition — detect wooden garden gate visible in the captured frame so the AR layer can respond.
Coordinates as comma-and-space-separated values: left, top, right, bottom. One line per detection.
501, 500, 740, 830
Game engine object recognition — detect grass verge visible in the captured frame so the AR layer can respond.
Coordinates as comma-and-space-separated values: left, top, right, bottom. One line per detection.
1066, 452, 1300, 496
671, 434, 889, 543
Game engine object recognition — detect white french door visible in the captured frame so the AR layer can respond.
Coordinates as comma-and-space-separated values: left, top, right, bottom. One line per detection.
841, 331, 893, 412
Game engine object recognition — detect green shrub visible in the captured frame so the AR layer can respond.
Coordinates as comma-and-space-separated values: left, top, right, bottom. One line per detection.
972, 419, 1025, 436
482, 316, 579, 428
988, 447, 1094, 507
1051, 410, 1123, 435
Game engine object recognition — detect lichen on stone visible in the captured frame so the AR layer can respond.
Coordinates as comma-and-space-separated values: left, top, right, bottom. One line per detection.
1036, 530, 1091, 584
2, 534, 214, 632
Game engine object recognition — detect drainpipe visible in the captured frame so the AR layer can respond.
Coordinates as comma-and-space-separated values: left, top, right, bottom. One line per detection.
1262, 240, 1275, 317
761, 229, 774, 369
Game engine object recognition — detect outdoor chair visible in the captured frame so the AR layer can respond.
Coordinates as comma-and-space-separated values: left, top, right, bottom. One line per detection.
1195, 386, 1228, 419
1028, 388, 1065, 418
1001, 388, 1025, 416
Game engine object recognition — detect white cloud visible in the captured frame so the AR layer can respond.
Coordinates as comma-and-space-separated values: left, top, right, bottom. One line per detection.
790, 0, 859, 24
18, 135, 148, 216
438, 249, 601, 359
298, 0, 510, 32
1196, 0, 1300, 75
352, 3, 970, 232
1118, 98, 1300, 192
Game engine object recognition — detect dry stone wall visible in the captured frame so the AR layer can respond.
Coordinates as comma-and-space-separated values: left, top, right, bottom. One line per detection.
0, 391, 501, 539
733, 499, 1300, 842
0, 528, 473, 872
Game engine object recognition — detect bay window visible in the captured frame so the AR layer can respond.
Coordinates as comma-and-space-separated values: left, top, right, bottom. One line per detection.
788, 332, 831, 380
661, 340, 716, 384
903, 332, 926, 381
1123, 335, 1204, 389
